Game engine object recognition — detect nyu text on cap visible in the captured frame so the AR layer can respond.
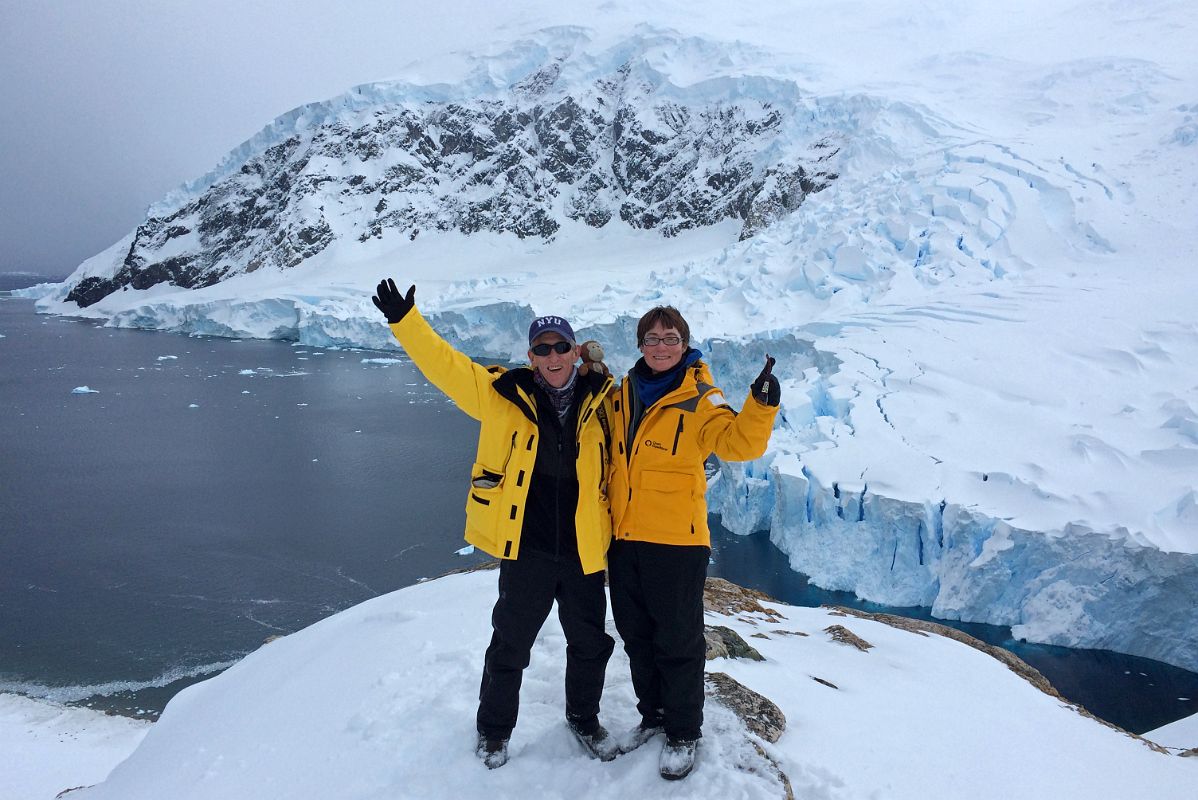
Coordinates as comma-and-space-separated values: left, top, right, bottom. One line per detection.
528, 315, 576, 346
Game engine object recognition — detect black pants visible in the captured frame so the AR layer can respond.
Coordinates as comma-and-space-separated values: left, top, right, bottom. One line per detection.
608, 539, 709, 742
476, 550, 615, 740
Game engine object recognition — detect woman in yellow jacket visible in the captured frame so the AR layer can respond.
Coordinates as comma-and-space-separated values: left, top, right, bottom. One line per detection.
372, 279, 620, 768
607, 305, 780, 780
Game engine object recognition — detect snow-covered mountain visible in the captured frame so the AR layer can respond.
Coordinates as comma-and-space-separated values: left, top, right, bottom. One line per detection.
63, 30, 839, 308
29, 4, 1198, 674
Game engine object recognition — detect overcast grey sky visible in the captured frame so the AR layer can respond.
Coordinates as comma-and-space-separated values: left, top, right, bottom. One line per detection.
0, 0, 577, 277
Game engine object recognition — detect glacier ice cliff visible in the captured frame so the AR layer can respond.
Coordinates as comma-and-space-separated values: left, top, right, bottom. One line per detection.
708, 454, 1198, 673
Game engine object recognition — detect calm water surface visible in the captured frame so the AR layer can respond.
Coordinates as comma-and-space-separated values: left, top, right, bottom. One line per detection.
2, 295, 1196, 734
0, 297, 487, 715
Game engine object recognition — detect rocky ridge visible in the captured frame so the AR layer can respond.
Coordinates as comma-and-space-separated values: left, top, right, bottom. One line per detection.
66, 33, 838, 308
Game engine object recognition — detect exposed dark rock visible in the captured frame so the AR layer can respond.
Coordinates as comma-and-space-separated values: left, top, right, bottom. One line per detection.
705, 671, 786, 743
65, 55, 840, 306
703, 576, 786, 622
705, 625, 765, 661
824, 624, 874, 652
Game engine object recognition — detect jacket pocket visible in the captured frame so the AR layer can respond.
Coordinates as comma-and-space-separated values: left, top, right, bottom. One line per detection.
635, 469, 694, 536
469, 462, 505, 505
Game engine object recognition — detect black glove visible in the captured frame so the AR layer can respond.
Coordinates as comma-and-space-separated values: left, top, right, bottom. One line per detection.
751, 355, 780, 407
371, 279, 415, 324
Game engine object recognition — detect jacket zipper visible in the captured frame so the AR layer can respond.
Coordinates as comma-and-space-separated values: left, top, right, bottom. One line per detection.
502, 431, 517, 471
555, 433, 564, 559
671, 412, 685, 456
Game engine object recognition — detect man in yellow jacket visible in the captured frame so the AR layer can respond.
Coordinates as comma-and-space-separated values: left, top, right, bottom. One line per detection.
607, 305, 780, 780
372, 279, 620, 769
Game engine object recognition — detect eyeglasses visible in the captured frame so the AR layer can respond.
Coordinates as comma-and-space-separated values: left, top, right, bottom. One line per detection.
531, 341, 574, 356
641, 335, 682, 347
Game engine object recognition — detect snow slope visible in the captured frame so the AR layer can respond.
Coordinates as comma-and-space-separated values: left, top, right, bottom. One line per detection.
25, 1, 1198, 669
44, 569, 1196, 799
1148, 711, 1198, 753
0, 693, 148, 800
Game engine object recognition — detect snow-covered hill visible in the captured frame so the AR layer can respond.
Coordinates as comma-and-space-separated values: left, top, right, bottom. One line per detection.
39, 570, 1198, 799
26, 2, 1198, 672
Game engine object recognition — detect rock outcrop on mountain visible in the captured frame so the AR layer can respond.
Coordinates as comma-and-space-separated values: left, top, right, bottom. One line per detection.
67, 32, 838, 308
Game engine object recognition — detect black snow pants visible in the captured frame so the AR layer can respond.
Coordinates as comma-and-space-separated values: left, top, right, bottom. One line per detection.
476, 550, 615, 740
607, 539, 709, 742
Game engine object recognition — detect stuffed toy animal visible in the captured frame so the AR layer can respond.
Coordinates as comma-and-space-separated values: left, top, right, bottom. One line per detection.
577, 340, 609, 376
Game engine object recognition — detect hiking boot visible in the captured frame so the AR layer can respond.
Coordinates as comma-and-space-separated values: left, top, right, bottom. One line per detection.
567, 719, 621, 762
619, 721, 665, 754
659, 737, 697, 780
475, 734, 510, 769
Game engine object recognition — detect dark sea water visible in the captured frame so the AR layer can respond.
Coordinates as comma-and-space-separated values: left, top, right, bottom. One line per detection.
2, 293, 1196, 735
0, 295, 488, 716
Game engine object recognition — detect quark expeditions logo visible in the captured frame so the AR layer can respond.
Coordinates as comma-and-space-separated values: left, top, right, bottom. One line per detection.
643, 439, 669, 451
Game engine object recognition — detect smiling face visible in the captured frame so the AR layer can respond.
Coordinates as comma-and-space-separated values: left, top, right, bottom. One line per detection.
639, 322, 686, 374
528, 332, 579, 388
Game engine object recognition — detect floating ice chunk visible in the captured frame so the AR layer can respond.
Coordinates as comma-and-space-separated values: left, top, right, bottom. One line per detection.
157, 355, 178, 361
241, 390, 251, 394
361, 358, 403, 365
188, 403, 199, 408
455, 545, 476, 556
71, 386, 99, 394
238, 369, 257, 375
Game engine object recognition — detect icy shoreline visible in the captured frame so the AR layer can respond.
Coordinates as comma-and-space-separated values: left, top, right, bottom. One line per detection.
18, 286, 1198, 674
709, 460, 1198, 672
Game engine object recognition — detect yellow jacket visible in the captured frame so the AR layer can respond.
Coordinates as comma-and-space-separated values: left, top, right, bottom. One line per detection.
389, 309, 615, 574
609, 360, 778, 547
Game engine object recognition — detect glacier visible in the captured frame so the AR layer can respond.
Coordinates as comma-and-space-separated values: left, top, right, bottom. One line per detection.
24, 13, 1198, 673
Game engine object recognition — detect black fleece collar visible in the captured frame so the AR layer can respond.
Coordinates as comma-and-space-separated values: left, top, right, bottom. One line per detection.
493, 367, 609, 425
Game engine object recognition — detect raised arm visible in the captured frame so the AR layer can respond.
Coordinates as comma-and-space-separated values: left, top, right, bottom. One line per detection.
371, 279, 497, 420
697, 355, 780, 461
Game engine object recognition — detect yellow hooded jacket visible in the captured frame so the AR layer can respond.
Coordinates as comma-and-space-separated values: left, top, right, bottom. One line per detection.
608, 360, 778, 547
389, 309, 615, 574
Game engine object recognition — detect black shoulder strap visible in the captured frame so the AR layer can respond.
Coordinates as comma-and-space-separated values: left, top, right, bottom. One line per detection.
595, 402, 612, 451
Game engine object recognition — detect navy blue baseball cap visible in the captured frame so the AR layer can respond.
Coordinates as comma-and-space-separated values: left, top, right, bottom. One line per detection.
528, 315, 576, 346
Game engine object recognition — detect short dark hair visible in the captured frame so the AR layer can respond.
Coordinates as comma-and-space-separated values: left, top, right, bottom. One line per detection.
636, 306, 690, 346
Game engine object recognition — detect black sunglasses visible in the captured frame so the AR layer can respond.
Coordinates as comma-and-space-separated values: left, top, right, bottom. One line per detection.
531, 341, 574, 356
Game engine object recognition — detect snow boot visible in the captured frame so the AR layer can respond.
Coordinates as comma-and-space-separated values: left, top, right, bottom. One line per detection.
620, 721, 665, 754
475, 734, 510, 769
568, 719, 621, 761
659, 737, 697, 780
